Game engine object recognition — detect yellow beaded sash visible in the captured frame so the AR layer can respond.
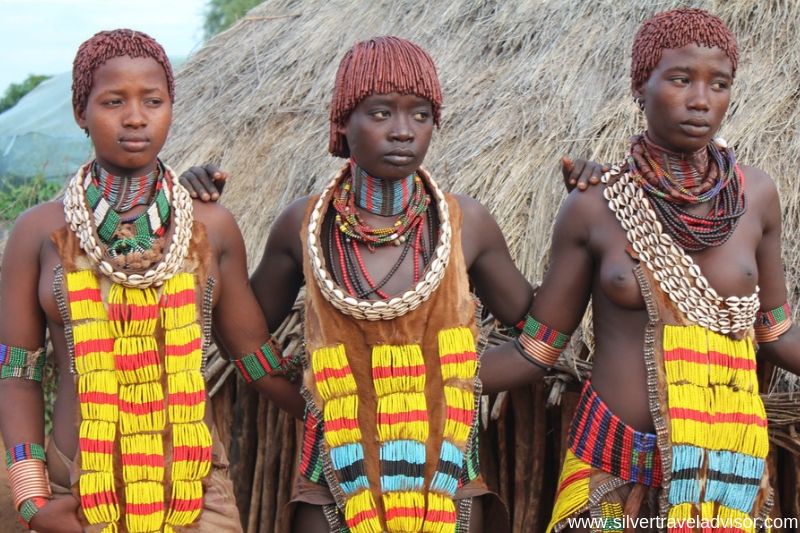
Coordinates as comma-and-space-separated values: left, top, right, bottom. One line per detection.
311, 326, 477, 533
67, 270, 211, 532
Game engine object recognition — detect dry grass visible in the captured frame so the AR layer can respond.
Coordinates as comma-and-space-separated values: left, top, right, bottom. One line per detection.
163, 0, 800, 390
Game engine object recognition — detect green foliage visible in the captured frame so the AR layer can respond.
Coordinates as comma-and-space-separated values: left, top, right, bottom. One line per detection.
0, 74, 51, 114
0, 175, 62, 222
204, 0, 262, 38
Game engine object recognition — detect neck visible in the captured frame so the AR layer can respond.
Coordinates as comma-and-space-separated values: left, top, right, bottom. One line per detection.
350, 160, 415, 217
93, 160, 161, 212
642, 132, 710, 184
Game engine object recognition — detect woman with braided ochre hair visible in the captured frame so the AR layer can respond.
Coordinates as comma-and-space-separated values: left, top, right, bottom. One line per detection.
0, 29, 304, 532
182, 35, 609, 532
501, 8, 800, 532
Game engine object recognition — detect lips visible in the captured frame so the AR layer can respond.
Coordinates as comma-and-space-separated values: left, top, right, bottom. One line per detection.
118, 137, 150, 151
679, 120, 710, 136
384, 149, 415, 165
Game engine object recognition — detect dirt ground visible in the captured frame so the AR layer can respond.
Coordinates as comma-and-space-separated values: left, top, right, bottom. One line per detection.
0, 441, 35, 532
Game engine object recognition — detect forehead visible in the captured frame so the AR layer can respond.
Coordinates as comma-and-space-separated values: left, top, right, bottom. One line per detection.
91, 55, 169, 92
652, 43, 733, 76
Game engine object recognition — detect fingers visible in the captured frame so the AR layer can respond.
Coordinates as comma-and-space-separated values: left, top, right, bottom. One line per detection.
179, 165, 221, 202
569, 158, 607, 192
561, 156, 577, 191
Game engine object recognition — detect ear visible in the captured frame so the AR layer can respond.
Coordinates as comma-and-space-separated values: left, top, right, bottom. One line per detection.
74, 106, 87, 130
632, 84, 644, 100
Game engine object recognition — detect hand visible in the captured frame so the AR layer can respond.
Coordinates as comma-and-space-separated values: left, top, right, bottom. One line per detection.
561, 156, 609, 192
28, 495, 83, 533
179, 164, 228, 202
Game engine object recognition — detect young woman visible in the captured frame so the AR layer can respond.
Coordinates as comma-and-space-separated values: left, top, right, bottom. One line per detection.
493, 8, 800, 531
0, 29, 302, 532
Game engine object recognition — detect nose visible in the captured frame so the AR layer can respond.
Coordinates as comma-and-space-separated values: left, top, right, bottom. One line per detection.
123, 101, 147, 127
389, 114, 414, 142
687, 82, 710, 111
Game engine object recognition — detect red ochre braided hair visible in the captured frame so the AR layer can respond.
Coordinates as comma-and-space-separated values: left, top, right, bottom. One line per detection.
72, 28, 175, 117
631, 8, 739, 91
329, 35, 443, 158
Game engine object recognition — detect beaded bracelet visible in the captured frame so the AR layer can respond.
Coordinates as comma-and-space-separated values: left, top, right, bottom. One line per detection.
0, 343, 47, 382
18, 496, 49, 529
514, 314, 570, 368
755, 302, 792, 343
233, 340, 303, 384
5, 443, 46, 468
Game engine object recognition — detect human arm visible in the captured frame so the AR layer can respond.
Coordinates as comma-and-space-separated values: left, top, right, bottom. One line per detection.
750, 168, 800, 373
473, 189, 595, 393
250, 198, 307, 332
201, 202, 305, 418
0, 205, 83, 532
179, 164, 228, 201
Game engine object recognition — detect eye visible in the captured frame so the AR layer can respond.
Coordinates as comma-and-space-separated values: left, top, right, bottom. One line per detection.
370, 110, 390, 119
413, 110, 431, 121
711, 80, 730, 91
670, 76, 690, 86
103, 98, 123, 107
145, 97, 163, 106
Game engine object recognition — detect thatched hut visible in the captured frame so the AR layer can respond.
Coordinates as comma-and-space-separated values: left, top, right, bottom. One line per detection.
162, 0, 800, 531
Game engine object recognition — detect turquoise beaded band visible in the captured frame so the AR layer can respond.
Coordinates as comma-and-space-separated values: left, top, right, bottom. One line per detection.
0, 344, 46, 382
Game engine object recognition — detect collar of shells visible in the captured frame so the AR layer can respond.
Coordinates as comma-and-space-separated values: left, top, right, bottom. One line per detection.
307, 164, 452, 321
64, 162, 194, 289
601, 164, 759, 335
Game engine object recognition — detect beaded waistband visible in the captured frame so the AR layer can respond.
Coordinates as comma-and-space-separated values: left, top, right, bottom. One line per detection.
568, 381, 662, 487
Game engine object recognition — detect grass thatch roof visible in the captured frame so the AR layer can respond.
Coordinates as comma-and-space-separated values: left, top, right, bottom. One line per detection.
163, 0, 800, 388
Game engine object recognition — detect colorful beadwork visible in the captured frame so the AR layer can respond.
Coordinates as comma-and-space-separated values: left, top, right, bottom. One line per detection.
93, 160, 161, 212
754, 302, 792, 343
67, 269, 211, 531
0, 343, 46, 381
662, 325, 767, 527
312, 344, 381, 533
568, 382, 661, 487
513, 315, 569, 368
233, 341, 301, 384
5, 443, 46, 468
548, 449, 591, 532
18, 496, 49, 528
352, 161, 415, 217
372, 343, 429, 531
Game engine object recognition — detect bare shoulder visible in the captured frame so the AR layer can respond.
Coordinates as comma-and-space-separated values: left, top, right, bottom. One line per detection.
275, 196, 312, 236
452, 194, 495, 226
7, 200, 66, 249
739, 164, 777, 205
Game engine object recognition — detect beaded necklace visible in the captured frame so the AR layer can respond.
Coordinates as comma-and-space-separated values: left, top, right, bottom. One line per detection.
627, 134, 746, 252
351, 160, 415, 216
332, 166, 430, 250
84, 161, 171, 263
92, 161, 161, 211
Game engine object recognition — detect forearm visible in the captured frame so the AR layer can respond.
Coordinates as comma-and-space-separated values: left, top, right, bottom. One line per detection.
479, 340, 548, 394
758, 326, 800, 376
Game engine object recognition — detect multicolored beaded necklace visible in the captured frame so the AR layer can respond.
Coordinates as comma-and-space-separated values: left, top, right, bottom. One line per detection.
351, 161, 415, 216
86, 160, 171, 261
92, 161, 161, 211
332, 162, 430, 249
627, 133, 746, 252
329, 162, 435, 299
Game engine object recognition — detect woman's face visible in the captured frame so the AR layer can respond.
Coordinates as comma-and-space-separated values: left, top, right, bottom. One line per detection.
74, 55, 172, 177
339, 93, 434, 180
635, 43, 733, 153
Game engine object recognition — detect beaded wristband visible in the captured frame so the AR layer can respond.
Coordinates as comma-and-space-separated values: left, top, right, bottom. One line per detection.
18, 496, 49, 529
514, 315, 569, 368
233, 340, 303, 384
5, 443, 46, 468
755, 302, 792, 343
0, 343, 47, 382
